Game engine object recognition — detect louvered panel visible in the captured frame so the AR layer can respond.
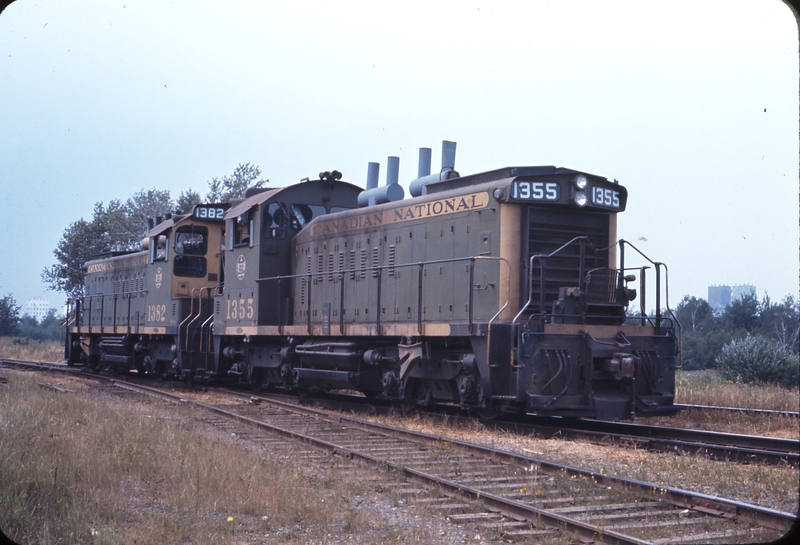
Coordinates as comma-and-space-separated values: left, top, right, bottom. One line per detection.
524, 207, 609, 315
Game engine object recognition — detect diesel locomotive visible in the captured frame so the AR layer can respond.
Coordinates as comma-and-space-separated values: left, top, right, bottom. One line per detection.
65, 141, 681, 420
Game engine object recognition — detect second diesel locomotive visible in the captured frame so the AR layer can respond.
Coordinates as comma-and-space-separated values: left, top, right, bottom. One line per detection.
65, 142, 681, 420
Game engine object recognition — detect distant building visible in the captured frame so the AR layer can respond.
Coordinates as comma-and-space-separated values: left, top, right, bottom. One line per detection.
708, 285, 731, 312
731, 284, 756, 301
25, 298, 51, 323
707, 284, 756, 313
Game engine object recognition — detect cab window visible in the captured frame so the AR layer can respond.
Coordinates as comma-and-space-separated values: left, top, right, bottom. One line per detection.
263, 202, 287, 239
234, 211, 254, 247
290, 204, 325, 229
263, 202, 327, 238
173, 225, 208, 278
175, 226, 208, 255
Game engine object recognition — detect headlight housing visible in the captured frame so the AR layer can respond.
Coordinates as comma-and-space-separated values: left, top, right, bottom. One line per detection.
573, 174, 588, 189
574, 191, 587, 207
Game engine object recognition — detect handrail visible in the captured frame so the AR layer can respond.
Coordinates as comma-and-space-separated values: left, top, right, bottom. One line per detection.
200, 313, 215, 354
71, 290, 149, 333
617, 239, 682, 368
185, 287, 211, 352
61, 299, 75, 346
512, 236, 593, 330
178, 288, 201, 352
256, 255, 511, 333
199, 282, 222, 356
191, 286, 217, 353
483, 258, 511, 368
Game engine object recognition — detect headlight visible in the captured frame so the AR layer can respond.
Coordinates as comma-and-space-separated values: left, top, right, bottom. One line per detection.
574, 191, 587, 207
573, 174, 588, 189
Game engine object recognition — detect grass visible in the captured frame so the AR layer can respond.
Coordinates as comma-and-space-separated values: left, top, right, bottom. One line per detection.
647, 369, 800, 438
0, 337, 64, 363
2, 342, 796, 541
0, 372, 444, 544
675, 369, 799, 411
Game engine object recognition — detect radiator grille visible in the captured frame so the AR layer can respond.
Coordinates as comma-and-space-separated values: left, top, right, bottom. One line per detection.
524, 207, 609, 314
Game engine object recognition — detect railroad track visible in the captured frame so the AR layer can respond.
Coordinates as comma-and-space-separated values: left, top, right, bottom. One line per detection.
675, 403, 800, 418
494, 416, 800, 467
2, 358, 797, 467
218, 388, 800, 467
2, 359, 794, 544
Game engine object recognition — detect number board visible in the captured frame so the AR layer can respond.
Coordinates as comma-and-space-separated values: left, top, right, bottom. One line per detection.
193, 205, 228, 221
510, 180, 561, 202
590, 186, 621, 210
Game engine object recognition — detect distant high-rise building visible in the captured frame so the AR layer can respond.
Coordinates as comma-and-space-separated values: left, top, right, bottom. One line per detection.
25, 298, 51, 323
707, 284, 756, 313
708, 285, 731, 312
731, 284, 756, 301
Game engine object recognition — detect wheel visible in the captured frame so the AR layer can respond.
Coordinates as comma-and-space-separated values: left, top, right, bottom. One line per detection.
87, 355, 102, 373
400, 397, 417, 414
363, 390, 382, 401
249, 368, 268, 392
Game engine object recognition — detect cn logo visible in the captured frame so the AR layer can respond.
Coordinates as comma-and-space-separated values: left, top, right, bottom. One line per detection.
236, 255, 246, 280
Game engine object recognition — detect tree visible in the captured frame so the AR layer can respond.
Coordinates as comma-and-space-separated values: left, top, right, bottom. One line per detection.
42, 190, 180, 297
124, 189, 175, 243
206, 162, 268, 203
175, 189, 203, 214
716, 335, 799, 388
758, 294, 800, 352
42, 216, 108, 297
0, 293, 21, 337
722, 292, 760, 332
18, 309, 62, 341
674, 295, 729, 370
94, 200, 135, 251
675, 295, 715, 332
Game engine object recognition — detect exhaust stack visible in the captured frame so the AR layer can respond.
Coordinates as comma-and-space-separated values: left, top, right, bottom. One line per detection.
358, 156, 405, 207
409, 140, 459, 197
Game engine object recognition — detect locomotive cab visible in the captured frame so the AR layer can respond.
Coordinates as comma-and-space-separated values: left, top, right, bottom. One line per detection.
212, 175, 362, 386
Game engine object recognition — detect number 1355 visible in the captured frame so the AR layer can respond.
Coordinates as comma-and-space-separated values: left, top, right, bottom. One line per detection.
592, 187, 620, 208
226, 298, 254, 320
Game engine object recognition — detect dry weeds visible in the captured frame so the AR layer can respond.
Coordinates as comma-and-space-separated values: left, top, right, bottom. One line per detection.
675, 369, 799, 412
0, 373, 412, 544
0, 371, 516, 544
0, 337, 64, 363
2, 344, 797, 542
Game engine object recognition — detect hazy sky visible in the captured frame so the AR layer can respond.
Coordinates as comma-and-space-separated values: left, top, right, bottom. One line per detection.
1, 0, 797, 312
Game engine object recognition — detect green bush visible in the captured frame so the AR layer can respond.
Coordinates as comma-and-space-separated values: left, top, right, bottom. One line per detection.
716, 336, 799, 388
